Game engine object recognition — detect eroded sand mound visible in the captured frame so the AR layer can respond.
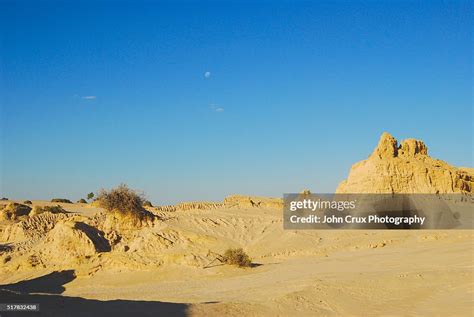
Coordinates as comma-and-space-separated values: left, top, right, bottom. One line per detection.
337, 132, 473, 194
2, 212, 73, 243
0, 203, 32, 221
91, 208, 157, 232
156, 202, 224, 212
29, 205, 68, 217
224, 195, 283, 209
0, 200, 224, 274
153, 197, 283, 212
35, 221, 110, 265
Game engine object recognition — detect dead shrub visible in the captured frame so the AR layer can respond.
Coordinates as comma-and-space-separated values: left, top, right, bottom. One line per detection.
31, 205, 67, 216
223, 248, 252, 268
96, 184, 152, 223
1, 203, 32, 220
51, 198, 73, 204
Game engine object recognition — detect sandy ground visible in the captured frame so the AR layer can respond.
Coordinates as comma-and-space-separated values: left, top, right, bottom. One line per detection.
0, 201, 473, 316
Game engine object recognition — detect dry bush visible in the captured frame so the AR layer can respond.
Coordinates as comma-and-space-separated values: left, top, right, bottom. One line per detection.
223, 248, 252, 267
51, 198, 73, 204
42, 205, 66, 213
31, 205, 67, 216
143, 200, 153, 207
77, 199, 87, 204
23, 200, 33, 204
96, 184, 151, 222
1, 203, 32, 220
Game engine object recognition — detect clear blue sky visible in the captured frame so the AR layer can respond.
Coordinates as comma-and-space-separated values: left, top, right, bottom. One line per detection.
1, 1, 472, 204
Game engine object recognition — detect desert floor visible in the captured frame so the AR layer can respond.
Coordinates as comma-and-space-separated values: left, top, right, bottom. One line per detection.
0, 201, 473, 316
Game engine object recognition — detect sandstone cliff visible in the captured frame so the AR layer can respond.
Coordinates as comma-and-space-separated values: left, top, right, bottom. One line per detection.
336, 132, 473, 194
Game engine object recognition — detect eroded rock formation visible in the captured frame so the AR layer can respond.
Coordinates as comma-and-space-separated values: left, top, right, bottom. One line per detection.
224, 195, 283, 209
336, 132, 473, 194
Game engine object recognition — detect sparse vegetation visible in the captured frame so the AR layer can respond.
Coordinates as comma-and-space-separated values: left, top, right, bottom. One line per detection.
223, 248, 252, 268
87, 192, 95, 200
96, 184, 151, 222
77, 199, 87, 204
143, 200, 153, 207
1, 203, 32, 220
1, 197, 8, 201
31, 205, 67, 216
44, 205, 66, 213
51, 198, 73, 204
24, 200, 33, 204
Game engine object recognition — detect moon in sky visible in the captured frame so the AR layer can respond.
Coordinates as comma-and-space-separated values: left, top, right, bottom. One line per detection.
204, 71, 211, 78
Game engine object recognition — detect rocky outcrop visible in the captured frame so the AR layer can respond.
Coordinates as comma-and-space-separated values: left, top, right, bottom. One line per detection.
337, 132, 473, 194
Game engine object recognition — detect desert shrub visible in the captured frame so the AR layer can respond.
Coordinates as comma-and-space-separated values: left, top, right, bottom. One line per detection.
96, 184, 146, 217
51, 198, 73, 204
1, 197, 8, 201
223, 248, 252, 267
143, 200, 153, 207
77, 199, 87, 204
87, 192, 95, 200
31, 205, 67, 215
23, 200, 33, 204
1, 203, 32, 220
44, 205, 66, 213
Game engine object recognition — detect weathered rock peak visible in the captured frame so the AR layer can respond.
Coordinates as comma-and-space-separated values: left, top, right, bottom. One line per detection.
371, 132, 428, 159
337, 132, 473, 194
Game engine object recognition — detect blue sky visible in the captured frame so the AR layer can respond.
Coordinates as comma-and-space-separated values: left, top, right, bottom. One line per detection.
0, 1, 472, 204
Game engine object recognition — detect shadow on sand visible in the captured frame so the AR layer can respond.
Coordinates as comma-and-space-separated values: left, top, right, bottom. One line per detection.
0, 270, 190, 316
204, 262, 263, 269
1, 270, 77, 294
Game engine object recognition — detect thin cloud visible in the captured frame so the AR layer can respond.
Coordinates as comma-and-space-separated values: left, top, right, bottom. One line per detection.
82, 96, 96, 100
204, 71, 211, 79
209, 104, 224, 112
